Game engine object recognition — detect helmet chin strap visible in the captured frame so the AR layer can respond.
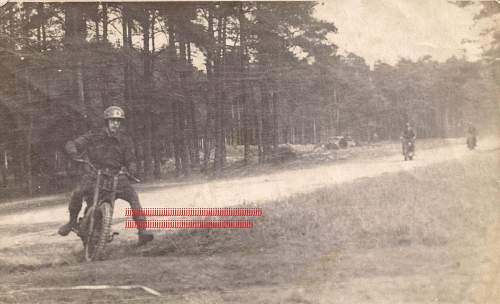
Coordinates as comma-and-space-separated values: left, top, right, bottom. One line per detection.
106, 121, 120, 135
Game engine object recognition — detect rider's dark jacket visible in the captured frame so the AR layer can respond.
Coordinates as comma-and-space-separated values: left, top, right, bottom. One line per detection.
402, 128, 416, 140
65, 128, 137, 175
467, 126, 477, 137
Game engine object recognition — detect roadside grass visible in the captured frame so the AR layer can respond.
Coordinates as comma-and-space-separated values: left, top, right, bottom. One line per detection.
1, 151, 498, 303
143, 149, 497, 259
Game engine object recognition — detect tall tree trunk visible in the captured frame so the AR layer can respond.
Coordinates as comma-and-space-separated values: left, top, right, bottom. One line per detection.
95, 17, 100, 41
142, 10, 153, 181
186, 74, 199, 167
180, 39, 199, 168
301, 117, 305, 144
178, 73, 192, 176
203, 6, 215, 172
36, 4, 42, 49
151, 13, 155, 52
1, 149, 7, 188
149, 13, 161, 179
214, 12, 227, 173
313, 118, 317, 144
127, 12, 133, 48
239, 3, 250, 164
220, 16, 227, 168
8, 5, 16, 49
64, 3, 88, 130
256, 96, 263, 164
76, 60, 86, 107
177, 95, 191, 177
172, 99, 181, 177
259, 82, 272, 161
122, 5, 143, 175
38, 3, 47, 50
102, 2, 108, 42
214, 80, 224, 172
177, 39, 192, 174
24, 66, 33, 195
152, 114, 162, 179
187, 42, 192, 64
165, 16, 182, 176
272, 92, 279, 149
122, 10, 130, 109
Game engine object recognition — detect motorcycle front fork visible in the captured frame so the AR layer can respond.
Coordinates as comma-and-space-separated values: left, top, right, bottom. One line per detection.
76, 206, 119, 243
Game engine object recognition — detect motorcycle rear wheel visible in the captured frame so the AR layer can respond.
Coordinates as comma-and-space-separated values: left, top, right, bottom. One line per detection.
467, 138, 476, 150
84, 202, 112, 261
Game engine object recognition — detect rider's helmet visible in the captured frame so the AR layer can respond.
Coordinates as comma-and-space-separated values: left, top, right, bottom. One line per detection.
104, 106, 125, 120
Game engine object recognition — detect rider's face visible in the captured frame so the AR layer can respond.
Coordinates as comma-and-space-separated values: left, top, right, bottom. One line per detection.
107, 119, 121, 134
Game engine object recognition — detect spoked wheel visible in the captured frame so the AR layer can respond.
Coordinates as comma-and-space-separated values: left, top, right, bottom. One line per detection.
84, 202, 113, 261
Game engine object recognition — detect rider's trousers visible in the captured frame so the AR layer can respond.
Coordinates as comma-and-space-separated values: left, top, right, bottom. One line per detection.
67, 176, 147, 232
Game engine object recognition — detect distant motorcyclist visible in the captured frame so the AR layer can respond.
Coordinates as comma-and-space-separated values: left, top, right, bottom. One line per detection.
401, 122, 416, 156
401, 122, 416, 143
466, 123, 477, 150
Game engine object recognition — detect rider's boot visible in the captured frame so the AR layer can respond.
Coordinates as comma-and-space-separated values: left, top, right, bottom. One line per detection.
58, 209, 78, 236
137, 229, 154, 246
58, 218, 77, 236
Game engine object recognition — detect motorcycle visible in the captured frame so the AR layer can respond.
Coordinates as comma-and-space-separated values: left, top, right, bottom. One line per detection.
466, 135, 476, 150
72, 159, 140, 261
402, 139, 415, 161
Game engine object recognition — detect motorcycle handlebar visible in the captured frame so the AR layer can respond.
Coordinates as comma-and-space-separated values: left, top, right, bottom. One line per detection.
73, 158, 141, 183
73, 158, 97, 171
125, 173, 141, 183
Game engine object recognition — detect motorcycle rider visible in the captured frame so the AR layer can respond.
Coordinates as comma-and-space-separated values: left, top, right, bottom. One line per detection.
58, 106, 154, 246
466, 123, 477, 148
401, 122, 416, 155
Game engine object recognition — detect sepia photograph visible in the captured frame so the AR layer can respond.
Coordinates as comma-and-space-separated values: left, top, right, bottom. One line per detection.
0, 0, 499, 303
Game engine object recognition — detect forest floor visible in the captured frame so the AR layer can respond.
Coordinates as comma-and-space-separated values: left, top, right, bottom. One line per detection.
0, 137, 499, 303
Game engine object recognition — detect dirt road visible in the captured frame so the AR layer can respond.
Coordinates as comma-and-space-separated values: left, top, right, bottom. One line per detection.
0, 139, 496, 246
0, 139, 499, 303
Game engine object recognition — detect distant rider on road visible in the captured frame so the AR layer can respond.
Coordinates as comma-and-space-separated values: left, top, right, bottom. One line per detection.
466, 123, 477, 149
401, 122, 416, 154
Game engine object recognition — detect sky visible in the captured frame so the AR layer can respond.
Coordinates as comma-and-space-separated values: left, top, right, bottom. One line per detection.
313, 0, 499, 66
130, 0, 498, 70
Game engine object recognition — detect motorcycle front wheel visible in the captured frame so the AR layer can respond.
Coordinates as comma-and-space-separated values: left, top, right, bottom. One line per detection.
84, 201, 113, 261
467, 138, 476, 150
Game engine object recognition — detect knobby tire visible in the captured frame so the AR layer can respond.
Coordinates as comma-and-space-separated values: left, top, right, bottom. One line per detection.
84, 202, 112, 261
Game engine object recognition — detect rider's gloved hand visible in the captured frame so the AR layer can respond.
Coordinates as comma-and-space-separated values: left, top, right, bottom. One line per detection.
127, 162, 138, 177
65, 142, 79, 158
70, 154, 81, 163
